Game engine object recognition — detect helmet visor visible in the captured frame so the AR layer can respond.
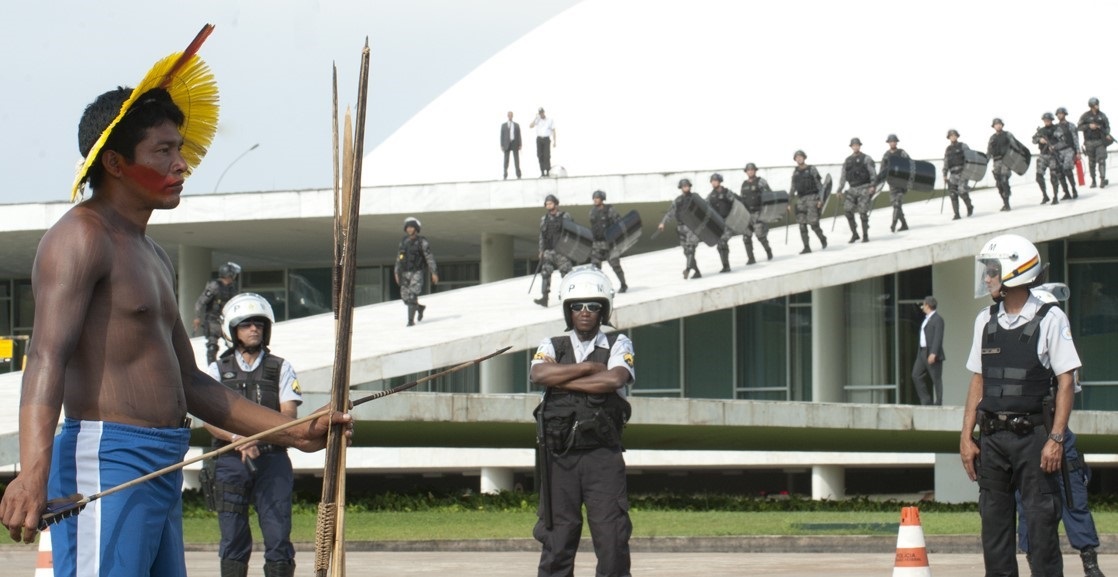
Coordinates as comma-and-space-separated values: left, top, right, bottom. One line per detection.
975, 259, 1003, 299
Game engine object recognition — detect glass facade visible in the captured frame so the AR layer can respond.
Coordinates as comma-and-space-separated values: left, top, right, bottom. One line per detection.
1067, 240, 1118, 409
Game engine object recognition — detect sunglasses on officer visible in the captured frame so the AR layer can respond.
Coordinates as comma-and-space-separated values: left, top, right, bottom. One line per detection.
569, 302, 603, 313
236, 318, 268, 330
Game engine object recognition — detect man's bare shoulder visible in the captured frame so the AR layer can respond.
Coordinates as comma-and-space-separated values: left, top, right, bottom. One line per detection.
36, 205, 113, 272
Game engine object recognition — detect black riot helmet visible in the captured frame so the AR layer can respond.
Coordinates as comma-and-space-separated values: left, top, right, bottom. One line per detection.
991, 117, 1004, 128
793, 150, 807, 161
744, 162, 758, 171
1088, 97, 1100, 107
710, 173, 723, 183
544, 194, 560, 207
592, 190, 606, 201
403, 216, 422, 233
218, 262, 241, 280
849, 137, 862, 146
946, 129, 960, 138
1041, 112, 1054, 121
886, 134, 899, 143
1056, 107, 1068, 116
678, 178, 692, 189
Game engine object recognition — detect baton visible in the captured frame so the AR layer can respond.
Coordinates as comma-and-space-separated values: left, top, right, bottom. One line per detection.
528, 258, 543, 294
784, 206, 791, 245
830, 191, 842, 232
650, 228, 662, 241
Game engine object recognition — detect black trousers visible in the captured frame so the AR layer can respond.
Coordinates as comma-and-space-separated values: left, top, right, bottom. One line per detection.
535, 446, 631, 577
910, 347, 943, 405
503, 147, 521, 178
978, 426, 1062, 577
537, 136, 552, 175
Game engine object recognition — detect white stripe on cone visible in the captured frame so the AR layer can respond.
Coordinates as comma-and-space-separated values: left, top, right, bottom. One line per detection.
893, 506, 931, 577
35, 526, 53, 577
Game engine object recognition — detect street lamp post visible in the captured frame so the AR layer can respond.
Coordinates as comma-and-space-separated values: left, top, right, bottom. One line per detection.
212, 143, 260, 193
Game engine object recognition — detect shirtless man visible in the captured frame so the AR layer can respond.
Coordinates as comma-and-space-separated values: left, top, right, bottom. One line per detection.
0, 85, 348, 576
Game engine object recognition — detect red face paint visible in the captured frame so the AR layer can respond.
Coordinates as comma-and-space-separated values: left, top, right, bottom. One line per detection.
120, 161, 182, 196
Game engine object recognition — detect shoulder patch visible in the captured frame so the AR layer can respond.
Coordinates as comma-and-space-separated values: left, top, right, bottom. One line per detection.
291, 379, 302, 395
1062, 326, 1074, 340
533, 351, 548, 360
623, 353, 635, 367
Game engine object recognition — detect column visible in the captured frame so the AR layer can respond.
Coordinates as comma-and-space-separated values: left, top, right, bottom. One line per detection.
931, 255, 981, 503
177, 245, 212, 328
811, 465, 844, 500
480, 233, 515, 394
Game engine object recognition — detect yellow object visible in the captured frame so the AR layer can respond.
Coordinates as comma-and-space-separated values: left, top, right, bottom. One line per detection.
71, 25, 220, 202
0, 338, 12, 359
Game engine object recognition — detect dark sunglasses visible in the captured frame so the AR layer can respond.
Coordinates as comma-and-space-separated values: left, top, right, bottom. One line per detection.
237, 319, 268, 329
569, 302, 603, 313
984, 268, 1001, 278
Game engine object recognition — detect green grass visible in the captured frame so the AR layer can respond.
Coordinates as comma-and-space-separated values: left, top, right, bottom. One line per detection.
181, 510, 1118, 543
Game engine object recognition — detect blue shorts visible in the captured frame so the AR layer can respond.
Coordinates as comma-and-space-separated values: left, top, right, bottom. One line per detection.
48, 418, 190, 577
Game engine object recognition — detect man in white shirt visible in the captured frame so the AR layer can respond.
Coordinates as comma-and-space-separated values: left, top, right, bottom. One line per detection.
911, 296, 945, 405
530, 107, 557, 177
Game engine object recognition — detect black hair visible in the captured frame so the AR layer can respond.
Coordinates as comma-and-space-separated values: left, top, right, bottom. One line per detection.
78, 87, 184, 191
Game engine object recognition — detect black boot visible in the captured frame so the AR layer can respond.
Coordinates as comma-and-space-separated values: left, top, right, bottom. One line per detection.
533, 296, 548, 307
263, 560, 297, 577
1061, 174, 1072, 199
616, 271, 628, 293
762, 240, 773, 260
898, 213, 908, 231
1101, 162, 1109, 187
744, 240, 756, 265
688, 255, 701, 279
406, 304, 416, 326
719, 249, 731, 273
417, 303, 426, 321
1038, 176, 1050, 203
965, 197, 974, 216
799, 230, 812, 254
535, 279, 550, 306
860, 220, 869, 243
950, 195, 961, 220
1081, 546, 1105, 577
220, 559, 249, 577
846, 214, 859, 243
890, 208, 899, 233
815, 227, 828, 249
1000, 193, 1011, 212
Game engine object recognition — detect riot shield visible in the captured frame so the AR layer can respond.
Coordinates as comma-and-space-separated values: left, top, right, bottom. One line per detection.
881, 155, 937, 192
1003, 136, 1031, 176
818, 174, 835, 213
677, 194, 726, 247
961, 149, 988, 181
723, 199, 751, 235
555, 219, 593, 264
760, 190, 790, 223
606, 210, 642, 260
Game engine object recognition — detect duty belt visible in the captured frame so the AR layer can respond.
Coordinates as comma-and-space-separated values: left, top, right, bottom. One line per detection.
980, 411, 1045, 436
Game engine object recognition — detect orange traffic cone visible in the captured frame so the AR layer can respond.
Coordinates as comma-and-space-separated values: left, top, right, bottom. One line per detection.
35, 527, 53, 576
893, 506, 931, 576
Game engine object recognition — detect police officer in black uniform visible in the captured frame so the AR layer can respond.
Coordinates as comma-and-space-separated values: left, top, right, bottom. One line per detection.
789, 150, 828, 254
532, 265, 635, 577
588, 190, 629, 293
193, 261, 241, 365
203, 293, 302, 577
658, 179, 703, 279
961, 234, 1082, 577
988, 118, 1015, 212
536, 194, 575, 307
1078, 97, 1111, 188
943, 129, 975, 220
881, 134, 911, 233
739, 163, 774, 264
707, 173, 736, 272
395, 217, 439, 326
1034, 112, 1061, 205
835, 137, 876, 243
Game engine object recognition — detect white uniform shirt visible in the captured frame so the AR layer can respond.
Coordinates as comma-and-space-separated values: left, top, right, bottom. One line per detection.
919, 310, 935, 348
207, 352, 304, 406
531, 330, 635, 396
534, 116, 555, 138
965, 294, 1081, 377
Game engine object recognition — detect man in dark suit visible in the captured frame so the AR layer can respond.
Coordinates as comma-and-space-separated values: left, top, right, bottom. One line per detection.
911, 296, 945, 405
500, 110, 522, 179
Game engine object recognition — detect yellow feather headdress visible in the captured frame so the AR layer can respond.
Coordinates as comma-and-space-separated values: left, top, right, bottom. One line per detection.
71, 24, 220, 202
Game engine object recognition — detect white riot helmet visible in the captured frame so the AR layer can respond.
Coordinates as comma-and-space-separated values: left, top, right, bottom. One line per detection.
221, 292, 275, 348
1032, 282, 1070, 304
975, 234, 1044, 299
559, 265, 615, 330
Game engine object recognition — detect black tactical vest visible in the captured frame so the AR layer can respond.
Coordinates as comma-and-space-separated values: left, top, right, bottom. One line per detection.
978, 303, 1056, 414
1054, 123, 1075, 150
589, 205, 611, 241
1081, 112, 1107, 141
399, 236, 427, 271
739, 179, 763, 212
792, 167, 819, 196
708, 188, 734, 218
535, 333, 631, 453
540, 212, 566, 250
217, 353, 284, 412
945, 143, 965, 169
206, 282, 239, 320
988, 132, 1010, 159
844, 154, 871, 186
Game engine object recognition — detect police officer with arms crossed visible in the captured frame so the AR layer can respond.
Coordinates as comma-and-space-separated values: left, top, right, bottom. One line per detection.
1016, 285, 1107, 577
707, 173, 736, 272
960, 234, 1081, 577
835, 137, 876, 243
536, 194, 574, 307
658, 179, 702, 279
532, 265, 634, 577
789, 150, 828, 254
739, 163, 774, 264
194, 261, 241, 365
395, 217, 439, 326
203, 293, 302, 577
588, 190, 628, 293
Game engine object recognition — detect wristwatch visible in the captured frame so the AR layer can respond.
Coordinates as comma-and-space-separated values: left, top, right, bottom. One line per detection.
1048, 432, 1066, 443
